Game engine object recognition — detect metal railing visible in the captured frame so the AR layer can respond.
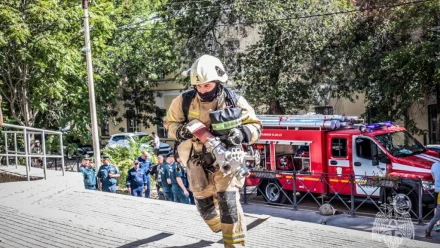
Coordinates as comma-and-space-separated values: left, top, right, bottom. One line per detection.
242, 170, 436, 223
0, 123, 65, 180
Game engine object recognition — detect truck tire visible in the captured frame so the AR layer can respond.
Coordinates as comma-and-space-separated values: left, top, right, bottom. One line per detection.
395, 187, 419, 218
264, 181, 287, 204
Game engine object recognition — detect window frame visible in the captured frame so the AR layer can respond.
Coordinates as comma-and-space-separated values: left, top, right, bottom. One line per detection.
315, 106, 333, 115
126, 109, 139, 133
155, 108, 167, 138
355, 137, 384, 160
331, 138, 347, 158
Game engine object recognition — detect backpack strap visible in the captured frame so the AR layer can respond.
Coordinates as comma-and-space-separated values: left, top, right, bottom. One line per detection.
222, 86, 239, 108
181, 89, 197, 123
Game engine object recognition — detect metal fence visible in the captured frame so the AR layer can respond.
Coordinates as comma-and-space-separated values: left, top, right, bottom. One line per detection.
242, 170, 436, 224
0, 123, 65, 180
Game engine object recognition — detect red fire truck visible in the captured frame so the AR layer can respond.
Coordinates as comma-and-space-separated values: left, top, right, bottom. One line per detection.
246, 114, 436, 212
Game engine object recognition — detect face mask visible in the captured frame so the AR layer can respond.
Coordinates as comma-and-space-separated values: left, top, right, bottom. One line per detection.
197, 85, 219, 102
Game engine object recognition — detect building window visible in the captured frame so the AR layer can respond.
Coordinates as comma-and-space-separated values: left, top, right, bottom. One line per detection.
155, 109, 167, 138
428, 104, 437, 144
315, 106, 333, 115
126, 109, 139, 133
331, 138, 347, 157
101, 120, 110, 136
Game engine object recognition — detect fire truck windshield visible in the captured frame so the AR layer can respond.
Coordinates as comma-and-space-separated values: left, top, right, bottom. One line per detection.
375, 131, 425, 157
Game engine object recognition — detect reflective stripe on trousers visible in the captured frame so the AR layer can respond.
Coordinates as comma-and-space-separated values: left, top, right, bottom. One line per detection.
188, 159, 246, 248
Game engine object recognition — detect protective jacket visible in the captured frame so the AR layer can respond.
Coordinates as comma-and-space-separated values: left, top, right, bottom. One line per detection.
164, 88, 262, 167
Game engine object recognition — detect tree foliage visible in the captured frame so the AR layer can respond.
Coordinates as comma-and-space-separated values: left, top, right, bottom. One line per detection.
312, 0, 440, 135
166, 0, 440, 137
0, 0, 179, 146
102, 135, 157, 188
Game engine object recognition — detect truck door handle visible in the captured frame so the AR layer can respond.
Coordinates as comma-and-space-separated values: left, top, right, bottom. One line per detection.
330, 160, 338, 165
354, 162, 361, 166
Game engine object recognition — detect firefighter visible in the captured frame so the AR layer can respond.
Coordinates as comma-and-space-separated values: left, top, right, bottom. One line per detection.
170, 153, 190, 204
82, 158, 97, 190
97, 155, 120, 193
137, 151, 152, 198
126, 160, 149, 197
79, 154, 90, 173
164, 54, 262, 248
160, 154, 174, 201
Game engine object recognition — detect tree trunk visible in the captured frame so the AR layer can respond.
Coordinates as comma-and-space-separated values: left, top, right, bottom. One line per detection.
403, 108, 408, 129
436, 83, 440, 144
435, 14, 440, 144
267, 99, 284, 115
0, 95, 3, 126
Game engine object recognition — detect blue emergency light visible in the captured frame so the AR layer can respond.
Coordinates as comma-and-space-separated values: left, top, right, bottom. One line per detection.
362, 121, 394, 132
366, 124, 381, 129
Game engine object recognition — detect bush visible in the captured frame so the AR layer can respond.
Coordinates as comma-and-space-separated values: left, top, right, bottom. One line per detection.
102, 135, 157, 189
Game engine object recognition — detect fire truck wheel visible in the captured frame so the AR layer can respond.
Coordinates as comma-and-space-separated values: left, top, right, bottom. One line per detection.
264, 181, 287, 204
395, 187, 419, 217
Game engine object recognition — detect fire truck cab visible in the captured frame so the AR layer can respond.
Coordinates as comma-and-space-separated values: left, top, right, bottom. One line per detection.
247, 114, 436, 211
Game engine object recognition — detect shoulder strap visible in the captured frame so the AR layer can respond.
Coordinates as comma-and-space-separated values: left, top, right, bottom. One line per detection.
181, 89, 197, 123
223, 86, 239, 108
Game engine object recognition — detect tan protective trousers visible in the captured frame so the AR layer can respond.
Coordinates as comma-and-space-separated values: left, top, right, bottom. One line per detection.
187, 158, 246, 248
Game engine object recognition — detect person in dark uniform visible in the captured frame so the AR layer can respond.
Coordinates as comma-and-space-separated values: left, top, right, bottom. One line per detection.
126, 160, 149, 197
150, 155, 165, 200
137, 151, 150, 165
137, 152, 152, 198
159, 155, 173, 201
78, 154, 90, 173
97, 155, 120, 193
170, 154, 190, 204
176, 155, 195, 205
82, 158, 97, 190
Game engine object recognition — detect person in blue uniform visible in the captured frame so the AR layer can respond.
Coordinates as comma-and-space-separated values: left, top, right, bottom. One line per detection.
137, 151, 152, 198
78, 154, 89, 173
177, 155, 195, 205
159, 155, 173, 201
126, 160, 149, 197
97, 155, 120, 193
82, 158, 97, 190
169, 154, 190, 204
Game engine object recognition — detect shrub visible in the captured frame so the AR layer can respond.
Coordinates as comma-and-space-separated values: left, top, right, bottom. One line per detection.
101, 135, 157, 188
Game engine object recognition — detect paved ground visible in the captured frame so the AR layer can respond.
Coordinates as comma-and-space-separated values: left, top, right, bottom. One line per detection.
0, 166, 438, 248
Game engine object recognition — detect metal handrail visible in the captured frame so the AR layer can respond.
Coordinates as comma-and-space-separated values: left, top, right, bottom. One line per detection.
1, 123, 65, 180
2, 123, 62, 134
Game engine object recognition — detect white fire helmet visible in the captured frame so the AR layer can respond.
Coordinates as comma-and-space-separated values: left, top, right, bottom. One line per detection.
190, 55, 228, 85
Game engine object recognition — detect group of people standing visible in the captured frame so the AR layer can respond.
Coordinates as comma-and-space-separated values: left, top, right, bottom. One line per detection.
78, 150, 194, 205
79, 154, 120, 192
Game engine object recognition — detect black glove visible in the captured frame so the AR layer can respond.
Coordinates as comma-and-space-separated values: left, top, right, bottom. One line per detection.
228, 127, 252, 145
177, 124, 193, 141
228, 128, 244, 145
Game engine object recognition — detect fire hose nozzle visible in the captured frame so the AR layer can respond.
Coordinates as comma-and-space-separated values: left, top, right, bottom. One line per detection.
220, 161, 232, 175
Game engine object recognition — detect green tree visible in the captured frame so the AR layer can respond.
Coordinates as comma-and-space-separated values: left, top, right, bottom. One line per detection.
311, 0, 440, 136
163, 0, 354, 114
236, 0, 353, 114
0, 0, 83, 128
0, 0, 179, 147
